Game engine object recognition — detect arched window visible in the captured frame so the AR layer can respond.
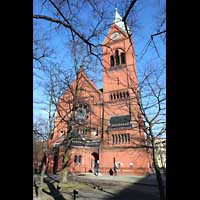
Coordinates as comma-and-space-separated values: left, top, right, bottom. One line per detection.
110, 94, 113, 101
115, 135, 118, 143
123, 91, 126, 98
127, 133, 130, 143
74, 155, 77, 163
120, 92, 122, 99
121, 52, 126, 64
112, 135, 115, 144
113, 93, 116, 100
124, 134, 127, 143
116, 93, 119, 99
121, 134, 124, 143
78, 155, 82, 164
115, 50, 120, 65
118, 134, 121, 143
126, 91, 130, 98
110, 55, 114, 67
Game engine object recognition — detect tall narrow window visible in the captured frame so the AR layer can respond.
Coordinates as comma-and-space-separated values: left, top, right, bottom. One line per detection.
121, 52, 126, 64
78, 155, 82, 164
123, 92, 126, 98
113, 93, 116, 100
112, 135, 115, 144
110, 55, 114, 67
115, 50, 120, 65
116, 93, 119, 99
126, 91, 130, 98
124, 134, 127, 143
110, 94, 113, 100
121, 134, 124, 143
74, 155, 77, 163
127, 133, 130, 143
115, 135, 118, 143
118, 134, 121, 143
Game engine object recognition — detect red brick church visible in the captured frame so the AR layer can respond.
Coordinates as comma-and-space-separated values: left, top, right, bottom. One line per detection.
47, 10, 151, 176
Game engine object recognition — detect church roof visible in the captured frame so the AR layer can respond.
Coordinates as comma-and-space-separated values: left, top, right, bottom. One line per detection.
113, 8, 131, 34
76, 66, 102, 95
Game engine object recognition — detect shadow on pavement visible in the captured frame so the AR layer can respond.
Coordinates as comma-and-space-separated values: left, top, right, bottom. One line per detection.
42, 176, 66, 200
69, 173, 165, 200
104, 174, 165, 200
38, 173, 166, 200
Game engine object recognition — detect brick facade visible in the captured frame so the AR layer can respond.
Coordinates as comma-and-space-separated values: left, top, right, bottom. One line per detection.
47, 11, 152, 176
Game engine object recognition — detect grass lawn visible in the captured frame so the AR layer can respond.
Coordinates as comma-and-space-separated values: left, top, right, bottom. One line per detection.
33, 180, 92, 199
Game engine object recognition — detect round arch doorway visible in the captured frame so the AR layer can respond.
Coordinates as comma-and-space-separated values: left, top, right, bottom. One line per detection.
91, 152, 99, 176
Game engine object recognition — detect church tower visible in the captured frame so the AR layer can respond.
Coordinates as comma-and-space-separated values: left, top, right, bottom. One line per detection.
99, 9, 150, 175
102, 9, 141, 141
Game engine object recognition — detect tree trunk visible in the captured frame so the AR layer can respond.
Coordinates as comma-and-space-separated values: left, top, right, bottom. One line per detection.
61, 148, 70, 183
155, 165, 165, 200
151, 138, 165, 200
40, 163, 46, 184
40, 153, 47, 184
61, 167, 68, 182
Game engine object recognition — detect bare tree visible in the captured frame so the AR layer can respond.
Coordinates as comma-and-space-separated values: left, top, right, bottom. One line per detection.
33, 47, 100, 182
33, 119, 48, 174
33, 0, 141, 66
33, 0, 166, 198
130, 63, 166, 200
33, 63, 74, 183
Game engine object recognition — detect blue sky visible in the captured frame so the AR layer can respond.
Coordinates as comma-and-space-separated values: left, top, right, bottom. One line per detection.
33, 0, 166, 122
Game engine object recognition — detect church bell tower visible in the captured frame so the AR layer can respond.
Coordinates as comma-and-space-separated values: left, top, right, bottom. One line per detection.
102, 9, 143, 145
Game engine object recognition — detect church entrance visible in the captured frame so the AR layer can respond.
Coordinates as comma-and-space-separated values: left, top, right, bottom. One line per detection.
91, 152, 99, 175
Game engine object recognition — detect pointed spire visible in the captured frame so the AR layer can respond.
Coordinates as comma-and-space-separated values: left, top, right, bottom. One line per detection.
113, 8, 131, 34
114, 8, 122, 23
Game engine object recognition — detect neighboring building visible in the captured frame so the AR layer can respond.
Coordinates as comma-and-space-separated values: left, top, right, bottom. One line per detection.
47, 10, 151, 176
155, 138, 166, 169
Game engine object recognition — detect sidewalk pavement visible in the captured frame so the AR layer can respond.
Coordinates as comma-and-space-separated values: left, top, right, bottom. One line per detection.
71, 173, 166, 187
35, 173, 166, 187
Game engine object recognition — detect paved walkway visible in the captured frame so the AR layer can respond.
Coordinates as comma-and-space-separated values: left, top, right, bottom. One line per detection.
33, 173, 165, 200
36, 173, 166, 187
71, 173, 166, 186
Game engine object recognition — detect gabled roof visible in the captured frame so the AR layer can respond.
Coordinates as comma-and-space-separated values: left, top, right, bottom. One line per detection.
77, 66, 102, 95
64, 66, 102, 99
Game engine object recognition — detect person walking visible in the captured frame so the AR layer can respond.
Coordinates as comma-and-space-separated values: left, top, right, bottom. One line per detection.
94, 160, 99, 176
114, 163, 118, 176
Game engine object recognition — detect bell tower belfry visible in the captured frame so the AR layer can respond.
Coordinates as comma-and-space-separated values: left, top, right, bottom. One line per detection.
102, 9, 138, 95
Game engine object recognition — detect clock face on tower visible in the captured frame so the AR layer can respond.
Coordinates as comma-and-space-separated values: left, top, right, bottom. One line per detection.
111, 32, 120, 40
